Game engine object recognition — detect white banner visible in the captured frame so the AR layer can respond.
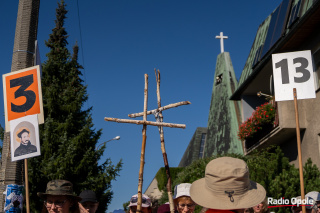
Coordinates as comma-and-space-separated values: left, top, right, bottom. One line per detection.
10, 114, 40, 162
272, 50, 316, 101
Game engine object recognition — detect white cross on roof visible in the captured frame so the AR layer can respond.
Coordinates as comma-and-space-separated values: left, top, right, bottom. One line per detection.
215, 32, 228, 53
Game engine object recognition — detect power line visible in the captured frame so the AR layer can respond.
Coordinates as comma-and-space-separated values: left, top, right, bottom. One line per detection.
76, 0, 90, 109
76, 0, 86, 84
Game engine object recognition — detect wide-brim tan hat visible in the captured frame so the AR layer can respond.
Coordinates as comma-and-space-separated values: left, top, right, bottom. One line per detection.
190, 157, 266, 210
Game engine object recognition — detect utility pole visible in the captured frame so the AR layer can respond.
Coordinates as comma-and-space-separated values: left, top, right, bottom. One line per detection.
0, 0, 40, 211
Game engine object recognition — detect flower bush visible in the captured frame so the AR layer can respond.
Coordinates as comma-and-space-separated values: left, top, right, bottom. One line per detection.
238, 102, 276, 141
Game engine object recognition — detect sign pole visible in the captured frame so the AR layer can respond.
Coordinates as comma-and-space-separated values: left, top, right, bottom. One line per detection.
24, 159, 30, 213
293, 88, 306, 213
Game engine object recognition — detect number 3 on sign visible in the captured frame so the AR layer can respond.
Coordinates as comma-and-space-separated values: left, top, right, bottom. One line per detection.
272, 50, 316, 101
3, 65, 44, 132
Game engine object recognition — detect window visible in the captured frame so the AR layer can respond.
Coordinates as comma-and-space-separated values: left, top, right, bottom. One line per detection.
216, 74, 223, 85
260, 0, 291, 58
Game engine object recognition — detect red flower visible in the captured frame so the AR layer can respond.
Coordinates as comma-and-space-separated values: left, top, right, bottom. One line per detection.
238, 102, 276, 141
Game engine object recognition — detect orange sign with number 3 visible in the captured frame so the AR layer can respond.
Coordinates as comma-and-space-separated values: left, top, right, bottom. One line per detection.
3, 66, 43, 131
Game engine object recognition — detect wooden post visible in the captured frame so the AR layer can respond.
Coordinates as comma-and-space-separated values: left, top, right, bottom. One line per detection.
293, 88, 306, 213
137, 74, 148, 213
155, 69, 175, 213
24, 159, 30, 213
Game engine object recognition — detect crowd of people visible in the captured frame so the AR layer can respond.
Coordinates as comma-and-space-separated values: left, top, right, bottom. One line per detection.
39, 157, 320, 213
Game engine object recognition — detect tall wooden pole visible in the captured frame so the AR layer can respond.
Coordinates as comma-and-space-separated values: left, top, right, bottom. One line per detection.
293, 88, 306, 213
137, 74, 148, 213
155, 70, 174, 213
24, 159, 30, 213
0, 0, 40, 211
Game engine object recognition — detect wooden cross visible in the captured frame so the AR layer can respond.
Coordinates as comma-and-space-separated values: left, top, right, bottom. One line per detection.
104, 73, 190, 213
215, 32, 228, 53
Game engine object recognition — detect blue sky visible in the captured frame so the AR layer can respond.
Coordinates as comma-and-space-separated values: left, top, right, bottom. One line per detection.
0, 1, 283, 212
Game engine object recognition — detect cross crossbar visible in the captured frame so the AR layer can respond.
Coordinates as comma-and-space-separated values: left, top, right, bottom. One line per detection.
104, 117, 186, 129
128, 101, 190, 118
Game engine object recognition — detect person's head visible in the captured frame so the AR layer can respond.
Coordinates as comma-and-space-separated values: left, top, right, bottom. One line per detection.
306, 192, 320, 213
128, 194, 152, 213
79, 190, 99, 213
190, 157, 266, 213
18, 129, 30, 145
173, 183, 195, 213
291, 196, 314, 213
37, 180, 81, 213
253, 198, 269, 213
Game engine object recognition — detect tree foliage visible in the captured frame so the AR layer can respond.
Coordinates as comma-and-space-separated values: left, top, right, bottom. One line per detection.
157, 146, 320, 213
28, 1, 122, 212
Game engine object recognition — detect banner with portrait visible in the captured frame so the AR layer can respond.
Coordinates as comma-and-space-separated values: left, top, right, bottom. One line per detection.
10, 114, 40, 161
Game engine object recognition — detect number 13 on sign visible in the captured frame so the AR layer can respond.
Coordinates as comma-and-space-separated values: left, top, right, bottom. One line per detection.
272, 50, 316, 101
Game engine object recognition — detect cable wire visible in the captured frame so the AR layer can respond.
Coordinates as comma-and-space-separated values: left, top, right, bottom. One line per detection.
76, 0, 90, 108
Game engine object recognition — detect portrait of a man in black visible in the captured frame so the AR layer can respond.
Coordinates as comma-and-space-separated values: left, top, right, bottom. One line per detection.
14, 128, 37, 157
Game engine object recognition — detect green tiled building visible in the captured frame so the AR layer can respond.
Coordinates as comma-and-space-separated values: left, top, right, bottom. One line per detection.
204, 52, 243, 156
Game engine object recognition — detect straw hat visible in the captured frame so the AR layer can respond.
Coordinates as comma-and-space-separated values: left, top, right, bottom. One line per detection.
190, 157, 266, 210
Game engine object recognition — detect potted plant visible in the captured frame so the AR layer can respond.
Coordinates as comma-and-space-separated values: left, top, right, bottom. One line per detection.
238, 102, 276, 145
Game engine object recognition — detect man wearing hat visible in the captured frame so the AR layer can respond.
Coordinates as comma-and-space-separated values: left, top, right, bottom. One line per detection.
14, 128, 37, 157
128, 194, 152, 213
190, 157, 266, 213
38, 179, 81, 213
79, 190, 99, 213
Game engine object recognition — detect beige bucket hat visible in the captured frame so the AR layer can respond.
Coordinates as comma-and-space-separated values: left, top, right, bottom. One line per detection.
190, 157, 266, 210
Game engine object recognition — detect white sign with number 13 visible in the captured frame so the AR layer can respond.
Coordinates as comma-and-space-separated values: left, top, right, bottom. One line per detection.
272, 50, 316, 101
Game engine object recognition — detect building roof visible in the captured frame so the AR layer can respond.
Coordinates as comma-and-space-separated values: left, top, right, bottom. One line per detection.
231, 0, 320, 100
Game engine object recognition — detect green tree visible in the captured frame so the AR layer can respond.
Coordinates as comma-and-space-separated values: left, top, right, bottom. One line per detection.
161, 147, 320, 213
28, 1, 122, 212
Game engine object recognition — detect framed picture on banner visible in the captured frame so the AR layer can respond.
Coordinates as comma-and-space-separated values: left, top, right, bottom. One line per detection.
10, 114, 40, 162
